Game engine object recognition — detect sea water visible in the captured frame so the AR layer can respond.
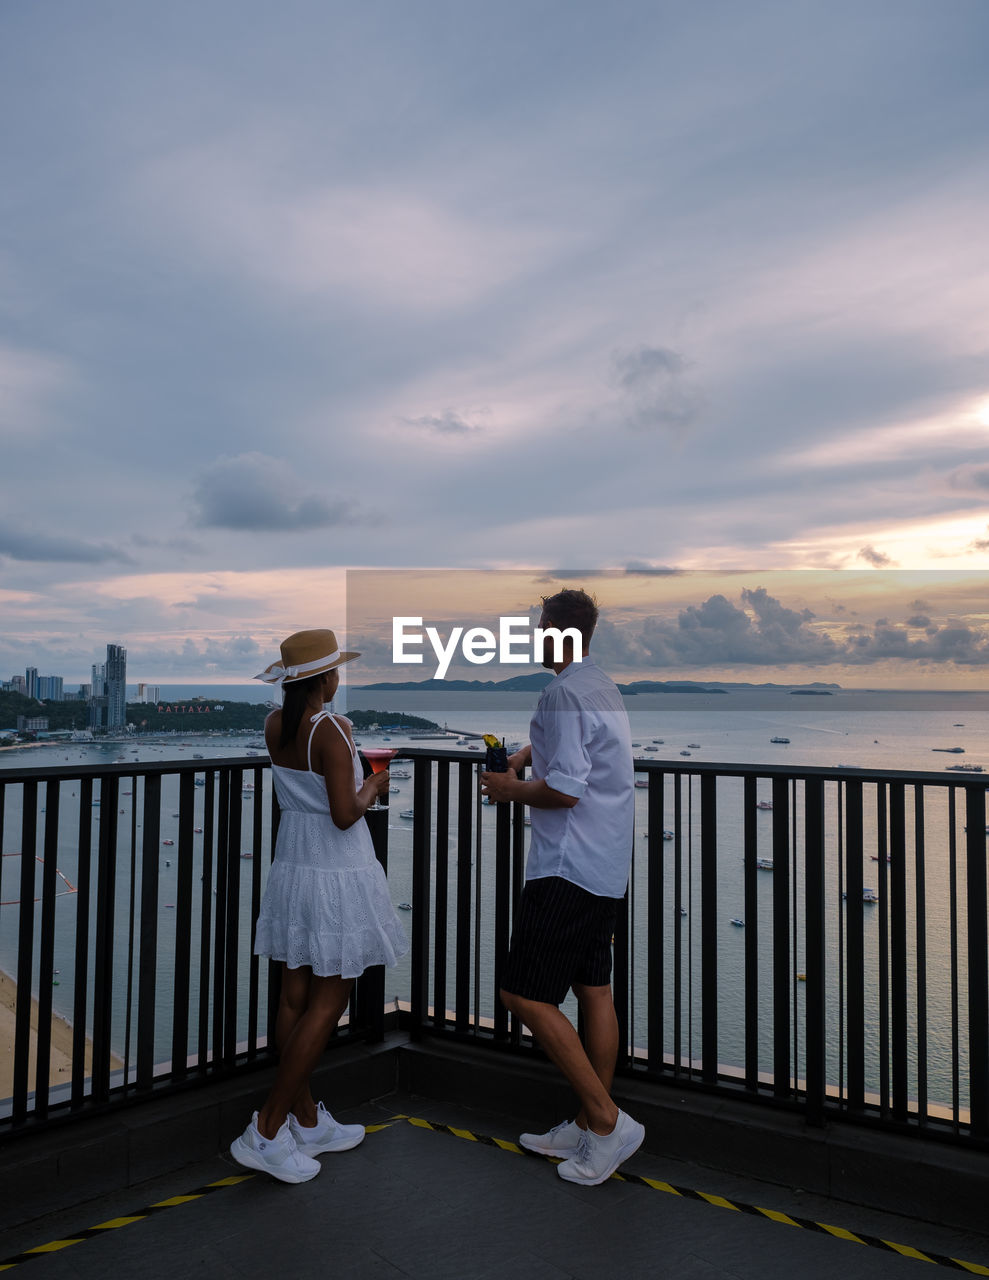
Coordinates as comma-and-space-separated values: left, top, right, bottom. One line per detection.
2, 687, 986, 1106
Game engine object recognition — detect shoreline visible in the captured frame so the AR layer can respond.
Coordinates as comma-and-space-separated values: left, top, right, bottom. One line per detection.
0, 967, 122, 1101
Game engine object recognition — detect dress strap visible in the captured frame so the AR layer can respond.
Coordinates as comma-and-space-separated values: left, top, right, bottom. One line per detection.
307, 710, 356, 772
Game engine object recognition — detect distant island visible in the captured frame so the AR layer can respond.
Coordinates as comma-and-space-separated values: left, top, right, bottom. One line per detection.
355, 675, 842, 695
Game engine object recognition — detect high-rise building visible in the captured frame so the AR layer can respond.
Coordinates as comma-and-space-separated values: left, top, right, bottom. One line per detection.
10, 674, 26, 695
88, 662, 107, 730
137, 683, 160, 704
25, 667, 38, 699
37, 675, 63, 701
105, 644, 127, 729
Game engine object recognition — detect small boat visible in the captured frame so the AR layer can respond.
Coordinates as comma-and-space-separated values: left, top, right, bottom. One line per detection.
678, 907, 687, 916
162, 839, 174, 846
870, 854, 891, 862
400, 809, 415, 820
797, 972, 806, 982
634, 779, 649, 789
663, 830, 674, 841
392, 769, 411, 779
194, 827, 203, 833
754, 858, 774, 871
932, 746, 965, 753
652, 739, 664, 744
193, 753, 204, 760
756, 801, 773, 811
730, 917, 745, 927
686, 743, 701, 749
240, 852, 253, 859
631, 742, 641, 748
680, 751, 691, 757
398, 902, 412, 911
946, 764, 984, 772
770, 736, 790, 744
523, 816, 531, 827
195, 778, 206, 787
843, 887, 879, 903
644, 746, 658, 752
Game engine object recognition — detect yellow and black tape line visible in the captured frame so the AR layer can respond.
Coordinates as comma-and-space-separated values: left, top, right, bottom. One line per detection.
3, 1116, 988, 1275
387, 1115, 989, 1276
0, 1175, 252, 1272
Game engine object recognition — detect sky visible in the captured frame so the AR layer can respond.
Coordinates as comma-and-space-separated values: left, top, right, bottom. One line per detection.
1, 1, 988, 687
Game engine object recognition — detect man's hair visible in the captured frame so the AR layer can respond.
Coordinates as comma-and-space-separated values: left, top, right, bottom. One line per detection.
540, 588, 599, 643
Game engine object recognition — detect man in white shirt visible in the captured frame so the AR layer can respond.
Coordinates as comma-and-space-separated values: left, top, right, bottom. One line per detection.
481, 589, 643, 1186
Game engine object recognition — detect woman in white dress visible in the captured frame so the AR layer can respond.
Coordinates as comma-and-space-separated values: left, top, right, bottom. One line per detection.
230, 629, 408, 1183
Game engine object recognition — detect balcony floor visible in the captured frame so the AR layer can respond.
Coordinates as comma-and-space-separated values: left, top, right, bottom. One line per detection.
5, 1086, 989, 1279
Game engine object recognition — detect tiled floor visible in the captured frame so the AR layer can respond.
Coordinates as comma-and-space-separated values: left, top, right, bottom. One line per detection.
4, 1093, 989, 1279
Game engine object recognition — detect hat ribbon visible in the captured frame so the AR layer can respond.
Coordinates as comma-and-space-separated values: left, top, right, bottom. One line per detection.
260, 650, 342, 684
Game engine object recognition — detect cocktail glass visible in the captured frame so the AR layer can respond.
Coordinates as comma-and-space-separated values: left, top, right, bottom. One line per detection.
362, 748, 398, 810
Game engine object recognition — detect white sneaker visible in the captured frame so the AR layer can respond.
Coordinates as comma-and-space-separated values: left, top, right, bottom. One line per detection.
556, 1110, 645, 1186
519, 1118, 583, 1157
288, 1101, 365, 1155
230, 1112, 321, 1184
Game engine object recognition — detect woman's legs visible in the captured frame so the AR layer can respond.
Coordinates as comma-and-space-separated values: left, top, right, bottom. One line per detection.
256, 967, 354, 1139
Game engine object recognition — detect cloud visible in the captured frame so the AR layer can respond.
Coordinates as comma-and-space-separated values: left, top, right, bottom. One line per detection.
0, 344, 73, 440
610, 345, 703, 433
403, 410, 486, 435
966, 526, 989, 552
635, 589, 840, 667
0, 524, 134, 564
188, 452, 355, 531
858, 545, 896, 567
905, 615, 931, 627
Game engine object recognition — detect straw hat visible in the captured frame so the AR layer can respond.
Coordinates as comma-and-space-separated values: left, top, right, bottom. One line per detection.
255, 629, 360, 685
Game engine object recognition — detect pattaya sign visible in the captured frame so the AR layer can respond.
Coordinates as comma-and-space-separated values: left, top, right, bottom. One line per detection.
155, 704, 225, 713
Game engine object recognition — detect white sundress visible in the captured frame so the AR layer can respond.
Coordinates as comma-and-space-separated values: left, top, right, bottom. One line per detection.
253, 711, 409, 979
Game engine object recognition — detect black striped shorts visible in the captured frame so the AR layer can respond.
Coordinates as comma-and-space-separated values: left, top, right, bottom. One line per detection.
499, 875, 618, 1006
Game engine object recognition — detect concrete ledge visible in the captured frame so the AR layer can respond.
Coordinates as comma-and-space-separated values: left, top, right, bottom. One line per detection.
4, 1033, 989, 1237
0, 1037, 399, 1233
397, 1038, 989, 1234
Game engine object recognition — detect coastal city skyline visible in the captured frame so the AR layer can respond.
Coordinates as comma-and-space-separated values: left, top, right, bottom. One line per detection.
2, 2, 988, 686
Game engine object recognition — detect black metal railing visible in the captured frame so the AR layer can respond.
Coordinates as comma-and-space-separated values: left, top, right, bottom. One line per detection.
1, 750, 987, 1151
396, 751, 989, 1147
0, 756, 382, 1135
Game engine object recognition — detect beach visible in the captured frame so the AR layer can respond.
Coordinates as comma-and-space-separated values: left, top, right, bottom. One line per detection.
0, 968, 121, 1101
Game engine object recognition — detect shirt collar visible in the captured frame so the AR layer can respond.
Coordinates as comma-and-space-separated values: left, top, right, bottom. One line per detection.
547, 655, 595, 689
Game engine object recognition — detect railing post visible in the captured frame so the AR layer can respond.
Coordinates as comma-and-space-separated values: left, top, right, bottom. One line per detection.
804, 777, 825, 1125
137, 773, 161, 1090
410, 759, 432, 1039
700, 773, 718, 1084
359, 807, 390, 1043
965, 785, 989, 1139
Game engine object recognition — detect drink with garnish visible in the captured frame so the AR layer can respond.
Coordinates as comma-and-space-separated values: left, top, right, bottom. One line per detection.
362, 748, 398, 810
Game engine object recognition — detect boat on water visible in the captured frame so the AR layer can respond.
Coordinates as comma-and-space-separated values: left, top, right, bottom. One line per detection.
843, 887, 879, 903
398, 902, 412, 911
680, 750, 691, 757
643, 746, 658, 752
730, 917, 745, 927
754, 857, 774, 870
391, 769, 411, 779
652, 739, 664, 744
400, 809, 415, 820
756, 801, 773, 811
770, 736, 790, 744
634, 779, 649, 789
870, 853, 892, 862
686, 743, 701, 749
946, 764, 984, 772
162, 839, 174, 846
195, 778, 206, 787
932, 746, 965, 753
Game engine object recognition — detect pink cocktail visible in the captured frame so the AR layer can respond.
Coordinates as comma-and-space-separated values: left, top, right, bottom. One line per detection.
362, 748, 398, 809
